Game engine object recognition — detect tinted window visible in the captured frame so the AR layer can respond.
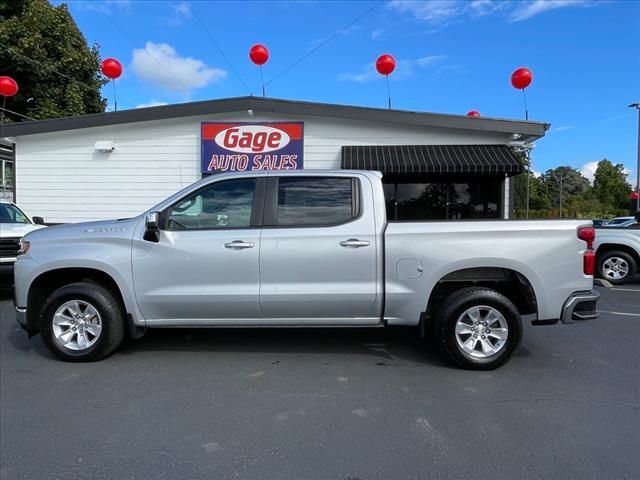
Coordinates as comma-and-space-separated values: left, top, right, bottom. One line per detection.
384, 180, 501, 220
277, 177, 354, 226
167, 179, 256, 229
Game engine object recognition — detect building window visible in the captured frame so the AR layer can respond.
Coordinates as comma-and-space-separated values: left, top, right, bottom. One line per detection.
383, 178, 501, 221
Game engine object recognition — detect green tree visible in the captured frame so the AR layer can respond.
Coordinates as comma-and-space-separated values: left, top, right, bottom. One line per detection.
540, 166, 590, 216
592, 159, 632, 213
0, 0, 107, 122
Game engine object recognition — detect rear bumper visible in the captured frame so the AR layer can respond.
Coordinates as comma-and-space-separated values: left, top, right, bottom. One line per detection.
560, 290, 600, 324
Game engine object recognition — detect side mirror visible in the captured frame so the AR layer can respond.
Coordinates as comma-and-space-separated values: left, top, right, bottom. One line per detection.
143, 212, 160, 242
32, 216, 45, 225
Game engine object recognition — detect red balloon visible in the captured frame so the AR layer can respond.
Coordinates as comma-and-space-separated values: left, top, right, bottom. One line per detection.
101, 58, 123, 79
249, 44, 269, 66
0, 76, 18, 97
631, 191, 639, 200
511, 67, 533, 90
376, 54, 396, 76
467, 110, 481, 117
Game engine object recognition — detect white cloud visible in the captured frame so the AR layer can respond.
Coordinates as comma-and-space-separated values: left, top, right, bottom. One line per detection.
551, 125, 575, 133
135, 101, 169, 109
581, 161, 599, 182
388, 0, 593, 25
131, 42, 227, 93
370, 28, 385, 39
167, 1, 192, 27
71, 0, 131, 15
338, 54, 446, 83
388, 0, 463, 24
509, 0, 591, 22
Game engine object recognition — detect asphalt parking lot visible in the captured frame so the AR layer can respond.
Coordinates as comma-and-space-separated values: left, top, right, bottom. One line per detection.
1, 284, 639, 480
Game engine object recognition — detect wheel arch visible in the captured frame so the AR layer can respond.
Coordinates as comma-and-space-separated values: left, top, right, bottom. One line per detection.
26, 267, 129, 334
596, 243, 640, 265
425, 266, 538, 319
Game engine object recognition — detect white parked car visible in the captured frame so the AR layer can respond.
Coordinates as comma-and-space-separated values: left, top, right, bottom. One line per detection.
0, 199, 46, 287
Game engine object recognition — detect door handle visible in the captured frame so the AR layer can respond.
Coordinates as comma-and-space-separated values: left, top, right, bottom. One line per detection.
224, 240, 255, 250
340, 239, 370, 248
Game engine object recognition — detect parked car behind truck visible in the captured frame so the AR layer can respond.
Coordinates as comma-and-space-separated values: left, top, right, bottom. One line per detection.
0, 199, 45, 287
595, 225, 640, 284
14, 170, 599, 369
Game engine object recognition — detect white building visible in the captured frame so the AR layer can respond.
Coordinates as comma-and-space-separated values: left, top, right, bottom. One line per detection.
0, 96, 547, 224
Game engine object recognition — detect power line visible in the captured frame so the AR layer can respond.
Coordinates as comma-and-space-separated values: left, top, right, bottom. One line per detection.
0, 107, 36, 121
100, 10, 193, 93
0, 40, 117, 112
187, 1, 252, 95
262, 0, 385, 91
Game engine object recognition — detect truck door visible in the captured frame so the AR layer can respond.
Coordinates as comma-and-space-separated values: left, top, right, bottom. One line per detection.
132, 177, 264, 322
259, 175, 381, 322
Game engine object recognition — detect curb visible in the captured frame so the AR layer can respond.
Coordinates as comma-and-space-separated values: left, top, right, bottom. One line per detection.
594, 278, 613, 288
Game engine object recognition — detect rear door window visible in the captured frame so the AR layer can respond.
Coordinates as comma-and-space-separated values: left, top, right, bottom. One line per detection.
276, 177, 356, 227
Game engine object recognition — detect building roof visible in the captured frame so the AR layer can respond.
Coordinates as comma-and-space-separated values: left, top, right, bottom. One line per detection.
0, 96, 549, 139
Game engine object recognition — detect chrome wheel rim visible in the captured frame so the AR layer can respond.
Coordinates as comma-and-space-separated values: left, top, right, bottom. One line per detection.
603, 257, 629, 281
455, 305, 509, 359
52, 300, 102, 351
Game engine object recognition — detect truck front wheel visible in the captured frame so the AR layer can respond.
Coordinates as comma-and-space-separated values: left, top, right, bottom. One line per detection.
39, 282, 125, 362
433, 287, 522, 370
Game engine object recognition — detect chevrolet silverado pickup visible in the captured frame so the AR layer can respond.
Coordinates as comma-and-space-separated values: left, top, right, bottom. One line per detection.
14, 170, 599, 369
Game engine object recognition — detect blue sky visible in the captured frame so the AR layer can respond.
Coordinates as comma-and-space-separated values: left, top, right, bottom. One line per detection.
59, 0, 640, 182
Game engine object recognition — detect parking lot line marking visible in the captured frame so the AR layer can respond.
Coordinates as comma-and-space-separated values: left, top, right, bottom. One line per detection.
610, 288, 640, 292
600, 310, 640, 317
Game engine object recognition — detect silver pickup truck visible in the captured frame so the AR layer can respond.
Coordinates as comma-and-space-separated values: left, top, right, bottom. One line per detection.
14, 170, 599, 369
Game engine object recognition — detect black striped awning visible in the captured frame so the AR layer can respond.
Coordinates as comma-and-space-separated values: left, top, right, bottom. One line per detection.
341, 145, 523, 176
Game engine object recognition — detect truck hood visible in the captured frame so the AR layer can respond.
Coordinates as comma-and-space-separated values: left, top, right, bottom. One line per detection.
23, 217, 141, 242
0, 223, 46, 238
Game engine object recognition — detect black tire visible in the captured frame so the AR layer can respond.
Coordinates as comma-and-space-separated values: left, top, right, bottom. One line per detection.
39, 281, 125, 362
597, 250, 637, 285
433, 287, 522, 370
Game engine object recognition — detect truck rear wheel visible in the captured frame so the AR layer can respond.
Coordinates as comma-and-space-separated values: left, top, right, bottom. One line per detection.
39, 281, 125, 362
433, 287, 522, 370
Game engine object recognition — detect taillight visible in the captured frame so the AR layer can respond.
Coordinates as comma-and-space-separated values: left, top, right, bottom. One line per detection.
577, 226, 595, 250
578, 227, 596, 276
582, 250, 596, 275
583, 250, 595, 276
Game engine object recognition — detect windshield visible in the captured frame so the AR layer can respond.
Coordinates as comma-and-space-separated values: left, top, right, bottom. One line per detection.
0, 203, 31, 224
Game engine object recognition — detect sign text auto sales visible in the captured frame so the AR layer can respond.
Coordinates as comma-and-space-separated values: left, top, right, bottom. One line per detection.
201, 122, 304, 173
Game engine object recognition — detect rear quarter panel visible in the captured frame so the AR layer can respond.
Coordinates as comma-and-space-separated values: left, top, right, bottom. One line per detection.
384, 220, 593, 325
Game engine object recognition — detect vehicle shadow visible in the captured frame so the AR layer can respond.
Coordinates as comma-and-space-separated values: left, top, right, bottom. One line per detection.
116, 326, 451, 368
3, 309, 452, 369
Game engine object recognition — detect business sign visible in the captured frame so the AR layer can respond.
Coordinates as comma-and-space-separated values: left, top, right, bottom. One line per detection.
201, 122, 304, 173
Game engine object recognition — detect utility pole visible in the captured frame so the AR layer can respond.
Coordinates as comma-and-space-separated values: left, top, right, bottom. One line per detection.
559, 171, 564, 218
629, 102, 640, 211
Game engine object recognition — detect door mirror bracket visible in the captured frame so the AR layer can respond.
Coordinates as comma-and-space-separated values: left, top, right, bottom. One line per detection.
144, 212, 161, 242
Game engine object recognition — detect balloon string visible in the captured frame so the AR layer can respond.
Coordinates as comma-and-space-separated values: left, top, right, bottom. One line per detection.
386, 74, 391, 110
112, 79, 118, 112
0, 96, 5, 125
522, 88, 528, 120
260, 65, 265, 97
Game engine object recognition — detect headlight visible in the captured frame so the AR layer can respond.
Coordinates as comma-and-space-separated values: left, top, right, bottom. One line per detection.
18, 239, 30, 255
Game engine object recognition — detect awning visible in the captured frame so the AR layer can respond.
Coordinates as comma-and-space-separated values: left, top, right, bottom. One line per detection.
341, 144, 523, 176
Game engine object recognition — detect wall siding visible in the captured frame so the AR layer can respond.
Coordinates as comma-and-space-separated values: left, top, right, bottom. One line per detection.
14, 111, 513, 223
